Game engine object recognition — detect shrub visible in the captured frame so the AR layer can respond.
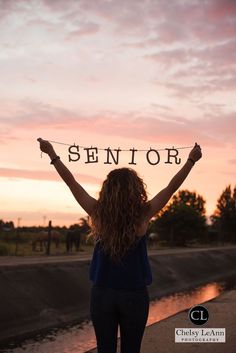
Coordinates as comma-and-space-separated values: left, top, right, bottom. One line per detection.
0, 244, 9, 255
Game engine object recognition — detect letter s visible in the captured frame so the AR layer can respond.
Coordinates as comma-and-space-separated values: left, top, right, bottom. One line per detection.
68, 145, 80, 162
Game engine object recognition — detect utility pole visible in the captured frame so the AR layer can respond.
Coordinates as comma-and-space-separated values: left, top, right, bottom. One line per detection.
43, 215, 47, 228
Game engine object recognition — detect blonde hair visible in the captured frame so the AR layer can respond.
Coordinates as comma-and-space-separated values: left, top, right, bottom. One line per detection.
90, 168, 149, 263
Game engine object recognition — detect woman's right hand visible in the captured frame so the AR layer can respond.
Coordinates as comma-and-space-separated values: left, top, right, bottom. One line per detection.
188, 142, 202, 163
37, 138, 54, 155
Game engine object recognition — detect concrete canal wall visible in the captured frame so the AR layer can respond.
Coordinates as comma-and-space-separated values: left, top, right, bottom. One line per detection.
0, 246, 236, 343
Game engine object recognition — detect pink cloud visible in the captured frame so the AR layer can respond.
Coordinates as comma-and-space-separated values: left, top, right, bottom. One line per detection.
66, 22, 100, 40
157, 0, 236, 43
196, 113, 236, 140
119, 0, 236, 46
0, 0, 23, 21
206, 0, 236, 20
145, 48, 189, 66
26, 18, 56, 31
146, 38, 236, 98
41, 0, 78, 12
2, 0, 236, 46
146, 39, 236, 70
0, 167, 102, 184
1, 100, 235, 148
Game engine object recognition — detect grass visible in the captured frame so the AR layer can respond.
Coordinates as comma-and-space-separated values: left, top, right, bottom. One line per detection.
0, 231, 234, 257
0, 241, 96, 257
0, 229, 96, 256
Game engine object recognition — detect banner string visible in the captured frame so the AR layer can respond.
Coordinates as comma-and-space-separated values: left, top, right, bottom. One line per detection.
47, 140, 194, 152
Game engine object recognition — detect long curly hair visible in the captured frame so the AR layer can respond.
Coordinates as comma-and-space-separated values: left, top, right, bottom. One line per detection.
90, 168, 150, 264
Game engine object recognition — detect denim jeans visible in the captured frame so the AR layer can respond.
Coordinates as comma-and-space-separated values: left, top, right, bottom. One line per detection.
90, 285, 150, 353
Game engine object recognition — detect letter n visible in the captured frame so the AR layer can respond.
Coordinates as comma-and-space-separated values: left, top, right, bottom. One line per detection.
104, 148, 121, 164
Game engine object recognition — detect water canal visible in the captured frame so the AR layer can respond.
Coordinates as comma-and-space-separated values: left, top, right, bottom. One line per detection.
1, 279, 234, 353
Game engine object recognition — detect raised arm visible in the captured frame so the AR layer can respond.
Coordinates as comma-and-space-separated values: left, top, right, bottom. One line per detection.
145, 143, 202, 220
37, 138, 97, 216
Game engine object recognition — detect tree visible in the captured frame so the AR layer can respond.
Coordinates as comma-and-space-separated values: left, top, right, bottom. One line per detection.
152, 189, 207, 246
210, 184, 236, 243
0, 220, 15, 232
0, 220, 4, 232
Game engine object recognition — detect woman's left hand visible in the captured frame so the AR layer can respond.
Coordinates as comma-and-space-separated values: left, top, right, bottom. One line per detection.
188, 142, 202, 163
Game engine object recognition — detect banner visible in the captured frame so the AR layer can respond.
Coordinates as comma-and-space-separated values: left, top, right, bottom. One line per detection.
47, 140, 194, 166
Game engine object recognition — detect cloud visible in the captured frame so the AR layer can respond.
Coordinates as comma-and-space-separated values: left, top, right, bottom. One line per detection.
206, 0, 236, 20
146, 38, 236, 98
1, 99, 235, 148
80, 0, 149, 35
2, 0, 236, 45
0, 0, 24, 21
2, 0, 236, 88
114, 0, 236, 47
145, 48, 190, 67
66, 22, 100, 40
146, 39, 236, 70
192, 112, 236, 147
41, 0, 77, 11
0, 167, 102, 184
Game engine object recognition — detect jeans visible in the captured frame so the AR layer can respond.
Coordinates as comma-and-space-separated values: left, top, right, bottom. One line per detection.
90, 285, 150, 353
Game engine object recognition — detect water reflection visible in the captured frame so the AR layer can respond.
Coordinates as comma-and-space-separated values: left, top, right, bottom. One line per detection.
0, 282, 226, 353
147, 282, 224, 325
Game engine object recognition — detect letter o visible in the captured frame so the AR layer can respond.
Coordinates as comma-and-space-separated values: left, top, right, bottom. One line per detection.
146, 149, 160, 165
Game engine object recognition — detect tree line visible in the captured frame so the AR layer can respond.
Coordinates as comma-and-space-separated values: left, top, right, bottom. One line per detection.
1, 184, 236, 246
149, 184, 236, 246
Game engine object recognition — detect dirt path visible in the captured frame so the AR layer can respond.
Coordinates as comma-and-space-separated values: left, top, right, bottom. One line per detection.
0, 245, 235, 267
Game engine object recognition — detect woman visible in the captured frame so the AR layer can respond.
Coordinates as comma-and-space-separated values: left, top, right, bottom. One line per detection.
37, 138, 202, 353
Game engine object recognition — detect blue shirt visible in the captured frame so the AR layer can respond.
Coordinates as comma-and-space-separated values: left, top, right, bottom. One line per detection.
89, 234, 152, 289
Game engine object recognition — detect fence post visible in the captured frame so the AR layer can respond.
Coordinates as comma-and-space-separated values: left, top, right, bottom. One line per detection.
46, 220, 52, 255
15, 217, 21, 256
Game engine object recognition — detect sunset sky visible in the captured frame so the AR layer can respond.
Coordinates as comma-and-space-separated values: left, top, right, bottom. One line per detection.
1, 0, 236, 227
